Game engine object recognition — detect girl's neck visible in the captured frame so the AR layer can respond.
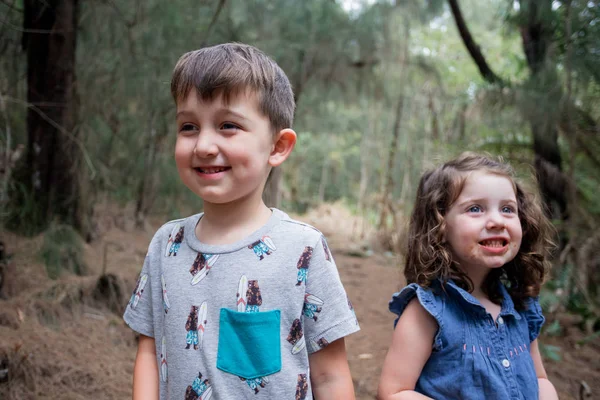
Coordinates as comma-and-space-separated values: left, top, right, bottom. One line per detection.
464, 268, 490, 300
196, 197, 272, 245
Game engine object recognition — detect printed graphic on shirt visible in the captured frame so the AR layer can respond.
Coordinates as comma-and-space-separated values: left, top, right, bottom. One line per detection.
185, 302, 207, 350
287, 318, 306, 354
235, 276, 269, 393
129, 273, 148, 309
303, 293, 324, 322
245, 280, 263, 312
321, 236, 332, 262
296, 246, 313, 286
161, 274, 170, 314
165, 224, 184, 257
185, 371, 212, 400
240, 376, 269, 394
190, 252, 219, 285
236, 275, 249, 312
347, 295, 358, 325
295, 373, 309, 400
248, 235, 276, 260
461, 342, 530, 359
316, 337, 329, 349
160, 336, 168, 382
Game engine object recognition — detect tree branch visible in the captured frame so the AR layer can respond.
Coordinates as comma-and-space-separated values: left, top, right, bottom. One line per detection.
447, 0, 504, 84
201, 0, 227, 48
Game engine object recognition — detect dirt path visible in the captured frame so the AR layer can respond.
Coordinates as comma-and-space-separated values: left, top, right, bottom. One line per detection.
0, 205, 598, 399
336, 250, 600, 400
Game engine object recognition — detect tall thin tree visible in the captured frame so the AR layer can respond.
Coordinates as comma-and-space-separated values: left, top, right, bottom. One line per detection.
12, 0, 84, 234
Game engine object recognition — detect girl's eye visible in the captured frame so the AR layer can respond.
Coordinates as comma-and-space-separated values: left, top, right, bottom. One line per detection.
467, 205, 482, 213
502, 206, 516, 214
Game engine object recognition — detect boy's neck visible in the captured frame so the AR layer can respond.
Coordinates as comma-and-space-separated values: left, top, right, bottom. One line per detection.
196, 198, 273, 245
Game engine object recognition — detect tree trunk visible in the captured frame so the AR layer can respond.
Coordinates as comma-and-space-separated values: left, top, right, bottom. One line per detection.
378, 93, 404, 230
428, 91, 440, 141
135, 124, 157, 227
448, 0, 567, 220
12, 0, 82, 235
317, 157, 329, 204
519, 0, 567, 218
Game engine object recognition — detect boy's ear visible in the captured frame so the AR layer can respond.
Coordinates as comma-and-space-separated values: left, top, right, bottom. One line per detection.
269, 128, 297, 167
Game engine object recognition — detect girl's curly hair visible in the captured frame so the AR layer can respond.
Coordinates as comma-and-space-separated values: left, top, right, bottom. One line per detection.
404, 153, 555, 309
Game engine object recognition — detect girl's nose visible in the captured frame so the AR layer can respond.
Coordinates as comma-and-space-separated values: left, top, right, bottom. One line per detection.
486, 212, 506, 230
193, 131, 219, 158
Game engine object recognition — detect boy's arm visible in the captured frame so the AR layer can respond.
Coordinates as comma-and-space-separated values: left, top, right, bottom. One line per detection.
133, 334, 159, 400
308, 337, 355, 400
530, 339, 559, 400
377, 299, 436, 400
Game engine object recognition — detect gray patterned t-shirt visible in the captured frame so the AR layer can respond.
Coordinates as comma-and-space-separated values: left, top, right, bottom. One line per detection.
123, 208, 360, 399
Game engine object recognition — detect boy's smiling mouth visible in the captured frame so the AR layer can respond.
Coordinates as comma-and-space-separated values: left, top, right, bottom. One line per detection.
194, 166, 231, 174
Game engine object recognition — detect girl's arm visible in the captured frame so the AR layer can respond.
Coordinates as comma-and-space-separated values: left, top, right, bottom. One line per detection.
377, 298, 437, 400
309, 337, 355, 400
529, 339, 559, 400
133, 334, 159, 400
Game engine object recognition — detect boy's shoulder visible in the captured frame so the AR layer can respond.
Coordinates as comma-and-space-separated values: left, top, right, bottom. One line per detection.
272, 208, 327, 243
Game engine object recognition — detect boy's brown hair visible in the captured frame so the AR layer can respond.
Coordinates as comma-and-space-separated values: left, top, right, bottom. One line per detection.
171, 43, 295, 133
404, 152, 555, 308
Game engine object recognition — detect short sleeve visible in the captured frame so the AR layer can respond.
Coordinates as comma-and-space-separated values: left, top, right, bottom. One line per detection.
389, 283, 443, 351
522, 297, 545, 342
123, 254, 155, 338
303, 235, 360, 353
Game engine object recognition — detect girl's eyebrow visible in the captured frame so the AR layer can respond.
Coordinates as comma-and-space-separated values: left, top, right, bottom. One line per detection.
456, 198, 517, 207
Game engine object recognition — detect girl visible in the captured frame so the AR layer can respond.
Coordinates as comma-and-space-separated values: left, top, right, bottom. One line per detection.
377, 153, 558, 400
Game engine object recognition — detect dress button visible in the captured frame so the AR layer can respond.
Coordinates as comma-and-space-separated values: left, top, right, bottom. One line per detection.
502, 359, 510, 368
497, 316, 504, 325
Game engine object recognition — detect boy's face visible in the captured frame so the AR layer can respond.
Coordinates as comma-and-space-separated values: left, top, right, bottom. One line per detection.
175, 90, 276, 207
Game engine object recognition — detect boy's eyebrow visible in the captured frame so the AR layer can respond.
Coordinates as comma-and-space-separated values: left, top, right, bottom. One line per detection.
219, 109, 251, 122
176, 110, 195, 118
175, 109, 251, 123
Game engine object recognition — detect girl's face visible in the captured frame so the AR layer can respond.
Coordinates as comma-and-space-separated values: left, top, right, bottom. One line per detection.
444, 171, 523, 283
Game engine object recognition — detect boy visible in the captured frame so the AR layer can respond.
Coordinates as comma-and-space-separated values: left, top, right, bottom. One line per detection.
123, 43, 360, 399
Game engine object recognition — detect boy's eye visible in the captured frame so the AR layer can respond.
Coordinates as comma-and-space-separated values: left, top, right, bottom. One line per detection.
180, 123, 197, 132
467, 205, 482, 213
221, 122, 239, 131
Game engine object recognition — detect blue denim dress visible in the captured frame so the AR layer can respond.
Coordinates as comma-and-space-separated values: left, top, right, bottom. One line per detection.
389, 280, 545, 399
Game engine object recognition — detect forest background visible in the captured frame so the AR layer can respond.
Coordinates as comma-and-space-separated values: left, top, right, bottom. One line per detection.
0, 0, 599, 399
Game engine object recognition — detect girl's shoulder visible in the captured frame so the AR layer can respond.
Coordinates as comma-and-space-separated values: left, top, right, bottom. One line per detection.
518, 295, 546, 342
389, 282, 448, 350
389, 282, 444, 321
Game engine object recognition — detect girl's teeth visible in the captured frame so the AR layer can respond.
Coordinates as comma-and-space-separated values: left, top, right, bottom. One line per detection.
481, 240, 504, 247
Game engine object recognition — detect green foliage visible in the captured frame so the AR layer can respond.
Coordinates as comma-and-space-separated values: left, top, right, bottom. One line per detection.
3, 180, 48, 236
544, 320, 563, 337
540, 344, 562, 361
39, 223, 87, 280
2, 0, 599, 311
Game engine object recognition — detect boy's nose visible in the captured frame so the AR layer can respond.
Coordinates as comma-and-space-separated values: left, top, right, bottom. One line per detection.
193, 131, 219, 158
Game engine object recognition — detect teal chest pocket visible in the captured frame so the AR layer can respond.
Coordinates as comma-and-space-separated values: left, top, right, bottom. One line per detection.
216, 308, 281, 379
